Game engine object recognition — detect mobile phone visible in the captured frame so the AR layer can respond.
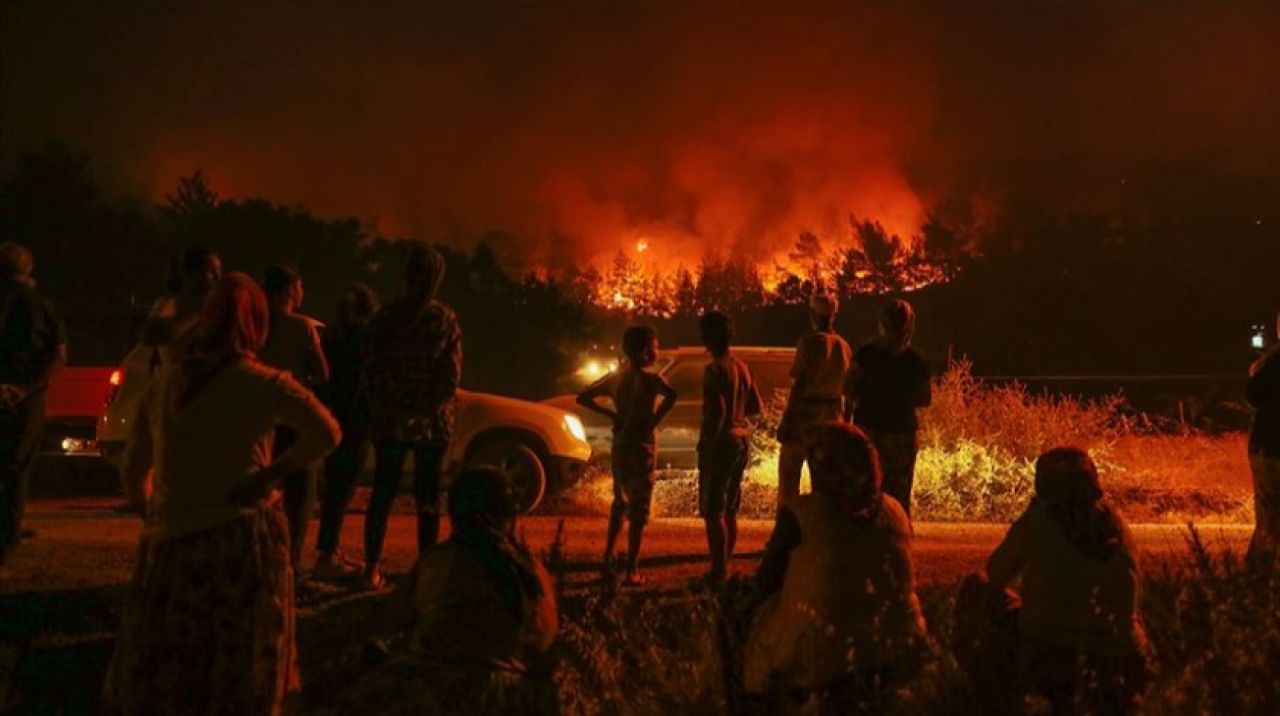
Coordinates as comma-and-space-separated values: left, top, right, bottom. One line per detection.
1252, 324, 1267, 351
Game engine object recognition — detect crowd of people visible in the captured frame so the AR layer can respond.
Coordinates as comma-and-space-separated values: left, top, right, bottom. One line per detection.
1, 238, 1277, 714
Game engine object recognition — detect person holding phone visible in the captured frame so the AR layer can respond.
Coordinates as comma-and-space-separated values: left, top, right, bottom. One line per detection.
1246, 310, 1280, 570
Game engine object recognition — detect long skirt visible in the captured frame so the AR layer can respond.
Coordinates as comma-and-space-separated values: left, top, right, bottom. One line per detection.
104, 508, 299, 715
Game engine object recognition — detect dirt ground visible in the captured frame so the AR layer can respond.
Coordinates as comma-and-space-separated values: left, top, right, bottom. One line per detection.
2, 497, 1253, 595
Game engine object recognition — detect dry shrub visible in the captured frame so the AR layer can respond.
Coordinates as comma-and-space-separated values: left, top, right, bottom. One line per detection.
556, 362, 1254, 523
543, 539, 1279, 716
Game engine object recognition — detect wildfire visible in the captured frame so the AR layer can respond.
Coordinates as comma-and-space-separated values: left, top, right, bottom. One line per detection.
583, 225, 957, 316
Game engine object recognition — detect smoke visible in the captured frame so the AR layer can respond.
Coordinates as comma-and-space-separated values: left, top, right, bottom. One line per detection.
3, 2, 1278, 271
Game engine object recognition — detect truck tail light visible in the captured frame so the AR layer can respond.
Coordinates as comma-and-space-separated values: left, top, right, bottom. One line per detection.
105, 369, 124, 406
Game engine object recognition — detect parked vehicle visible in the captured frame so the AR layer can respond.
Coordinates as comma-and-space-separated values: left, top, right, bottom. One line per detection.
544, 346, 797, 469
96, 344, 592, 513
30, 366, 119, 495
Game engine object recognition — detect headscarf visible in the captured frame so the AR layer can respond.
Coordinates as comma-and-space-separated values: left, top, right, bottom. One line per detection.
448, 468, 544, 617
178, 272, 269, 408
804, 422, 884, 521
1033, 447, 1125, 561
880, 298, 916, 353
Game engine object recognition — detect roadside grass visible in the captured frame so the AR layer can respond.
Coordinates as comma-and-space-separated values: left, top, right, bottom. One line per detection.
4, 528, 1273, 715
554, 362, 1254, 523
543, 535, 1277, 715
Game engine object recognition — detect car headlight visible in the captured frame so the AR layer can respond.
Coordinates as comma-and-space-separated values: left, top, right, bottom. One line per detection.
563, 414, 587, 443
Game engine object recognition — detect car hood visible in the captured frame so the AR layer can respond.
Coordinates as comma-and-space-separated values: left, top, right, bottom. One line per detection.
459, 389, 574, 421
542, 394, 612, 427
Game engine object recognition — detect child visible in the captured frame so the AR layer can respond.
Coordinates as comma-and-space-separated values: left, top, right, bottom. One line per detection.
697, 311, 762, 584
577, 325, 676, 585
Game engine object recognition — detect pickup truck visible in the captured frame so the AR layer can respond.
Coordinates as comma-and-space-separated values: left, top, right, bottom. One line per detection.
95, 345, 592, 513
543, 346, 797, 469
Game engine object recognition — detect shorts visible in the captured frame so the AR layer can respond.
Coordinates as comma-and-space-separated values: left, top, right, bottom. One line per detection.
698, 435, 750, 518
611, 443, 657, 525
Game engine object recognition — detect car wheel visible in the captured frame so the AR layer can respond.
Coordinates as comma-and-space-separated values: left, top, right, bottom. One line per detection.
466, 440, 547, 514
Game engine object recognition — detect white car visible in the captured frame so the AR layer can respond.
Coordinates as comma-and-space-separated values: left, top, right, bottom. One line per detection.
97, 344, 592, 512
543, 346, 797, 469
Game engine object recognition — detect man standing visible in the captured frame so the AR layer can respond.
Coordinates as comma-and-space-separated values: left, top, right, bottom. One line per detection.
361, 245, 461, 590
1246, 311, 1280, 571
259, 265, 330, 572
141, 246, 222, 365
776, 293, 851, 507
1, 243, 67, 563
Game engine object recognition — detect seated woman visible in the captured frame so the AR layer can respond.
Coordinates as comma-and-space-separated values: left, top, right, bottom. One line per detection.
330, 468, 558, 715
105, 272, 341, 715
966, 448, 1151, 714
744, 422, 929, 713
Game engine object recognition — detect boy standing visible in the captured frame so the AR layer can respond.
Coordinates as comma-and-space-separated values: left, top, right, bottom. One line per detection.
697, 311, 762, 584
777, 293, 852, 507
578, 325, 676, 585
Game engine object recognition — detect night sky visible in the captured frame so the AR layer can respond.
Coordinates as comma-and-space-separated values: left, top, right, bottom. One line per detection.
4, 1, 1278, 267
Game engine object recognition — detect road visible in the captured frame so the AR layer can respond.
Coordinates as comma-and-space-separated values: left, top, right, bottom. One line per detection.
1, 498, 1252, 596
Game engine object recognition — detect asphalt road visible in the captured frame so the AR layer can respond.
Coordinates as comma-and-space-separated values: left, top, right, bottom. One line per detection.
1, 498, 1252, 596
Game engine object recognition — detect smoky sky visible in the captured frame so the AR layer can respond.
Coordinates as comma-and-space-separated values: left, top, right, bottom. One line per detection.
3, 1, 1278, 268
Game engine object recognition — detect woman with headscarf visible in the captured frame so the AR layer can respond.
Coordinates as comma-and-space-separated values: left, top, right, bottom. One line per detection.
105, 272, 341, 715
361, 244, 462, 590
976, 448, 1150, 714
329, 468, 558, 715
844, 298, 931, 518
745, 422, 929, 713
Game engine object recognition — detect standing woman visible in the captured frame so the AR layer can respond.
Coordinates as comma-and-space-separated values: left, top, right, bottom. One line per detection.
845, 299, 930, 518
105, 273, 340, 715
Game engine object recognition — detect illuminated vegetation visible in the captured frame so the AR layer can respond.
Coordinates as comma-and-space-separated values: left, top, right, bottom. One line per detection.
558, 362, 1253, 523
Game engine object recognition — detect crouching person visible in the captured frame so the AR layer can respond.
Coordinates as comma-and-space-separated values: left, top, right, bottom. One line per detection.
330, 468, 558, 715
744, 422, 929, 713
960, 448, 1151, 715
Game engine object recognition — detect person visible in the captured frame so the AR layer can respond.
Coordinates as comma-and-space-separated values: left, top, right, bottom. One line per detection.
697, 311, 762, 584
313, 283, 380, 581
965, 448, 1151, 714
258, 265, 330, 572
327, 468, 558, 715
845, 298, 930, 518
104, 272, 340, 714
1245, 310, 1280, 570
577, 325, 676, 585
0, 243, 67, 564
745, 422, 928, 712
140, 246, 222, 366
362, 245, 461, 590
121, 246, 222, 512
776, 292, 852, 507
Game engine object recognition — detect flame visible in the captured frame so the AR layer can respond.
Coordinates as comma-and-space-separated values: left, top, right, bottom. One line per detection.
582, 232, 951, 315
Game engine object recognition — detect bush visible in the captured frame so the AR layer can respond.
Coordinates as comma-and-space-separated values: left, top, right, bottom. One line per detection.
558, 362, 1253, 523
